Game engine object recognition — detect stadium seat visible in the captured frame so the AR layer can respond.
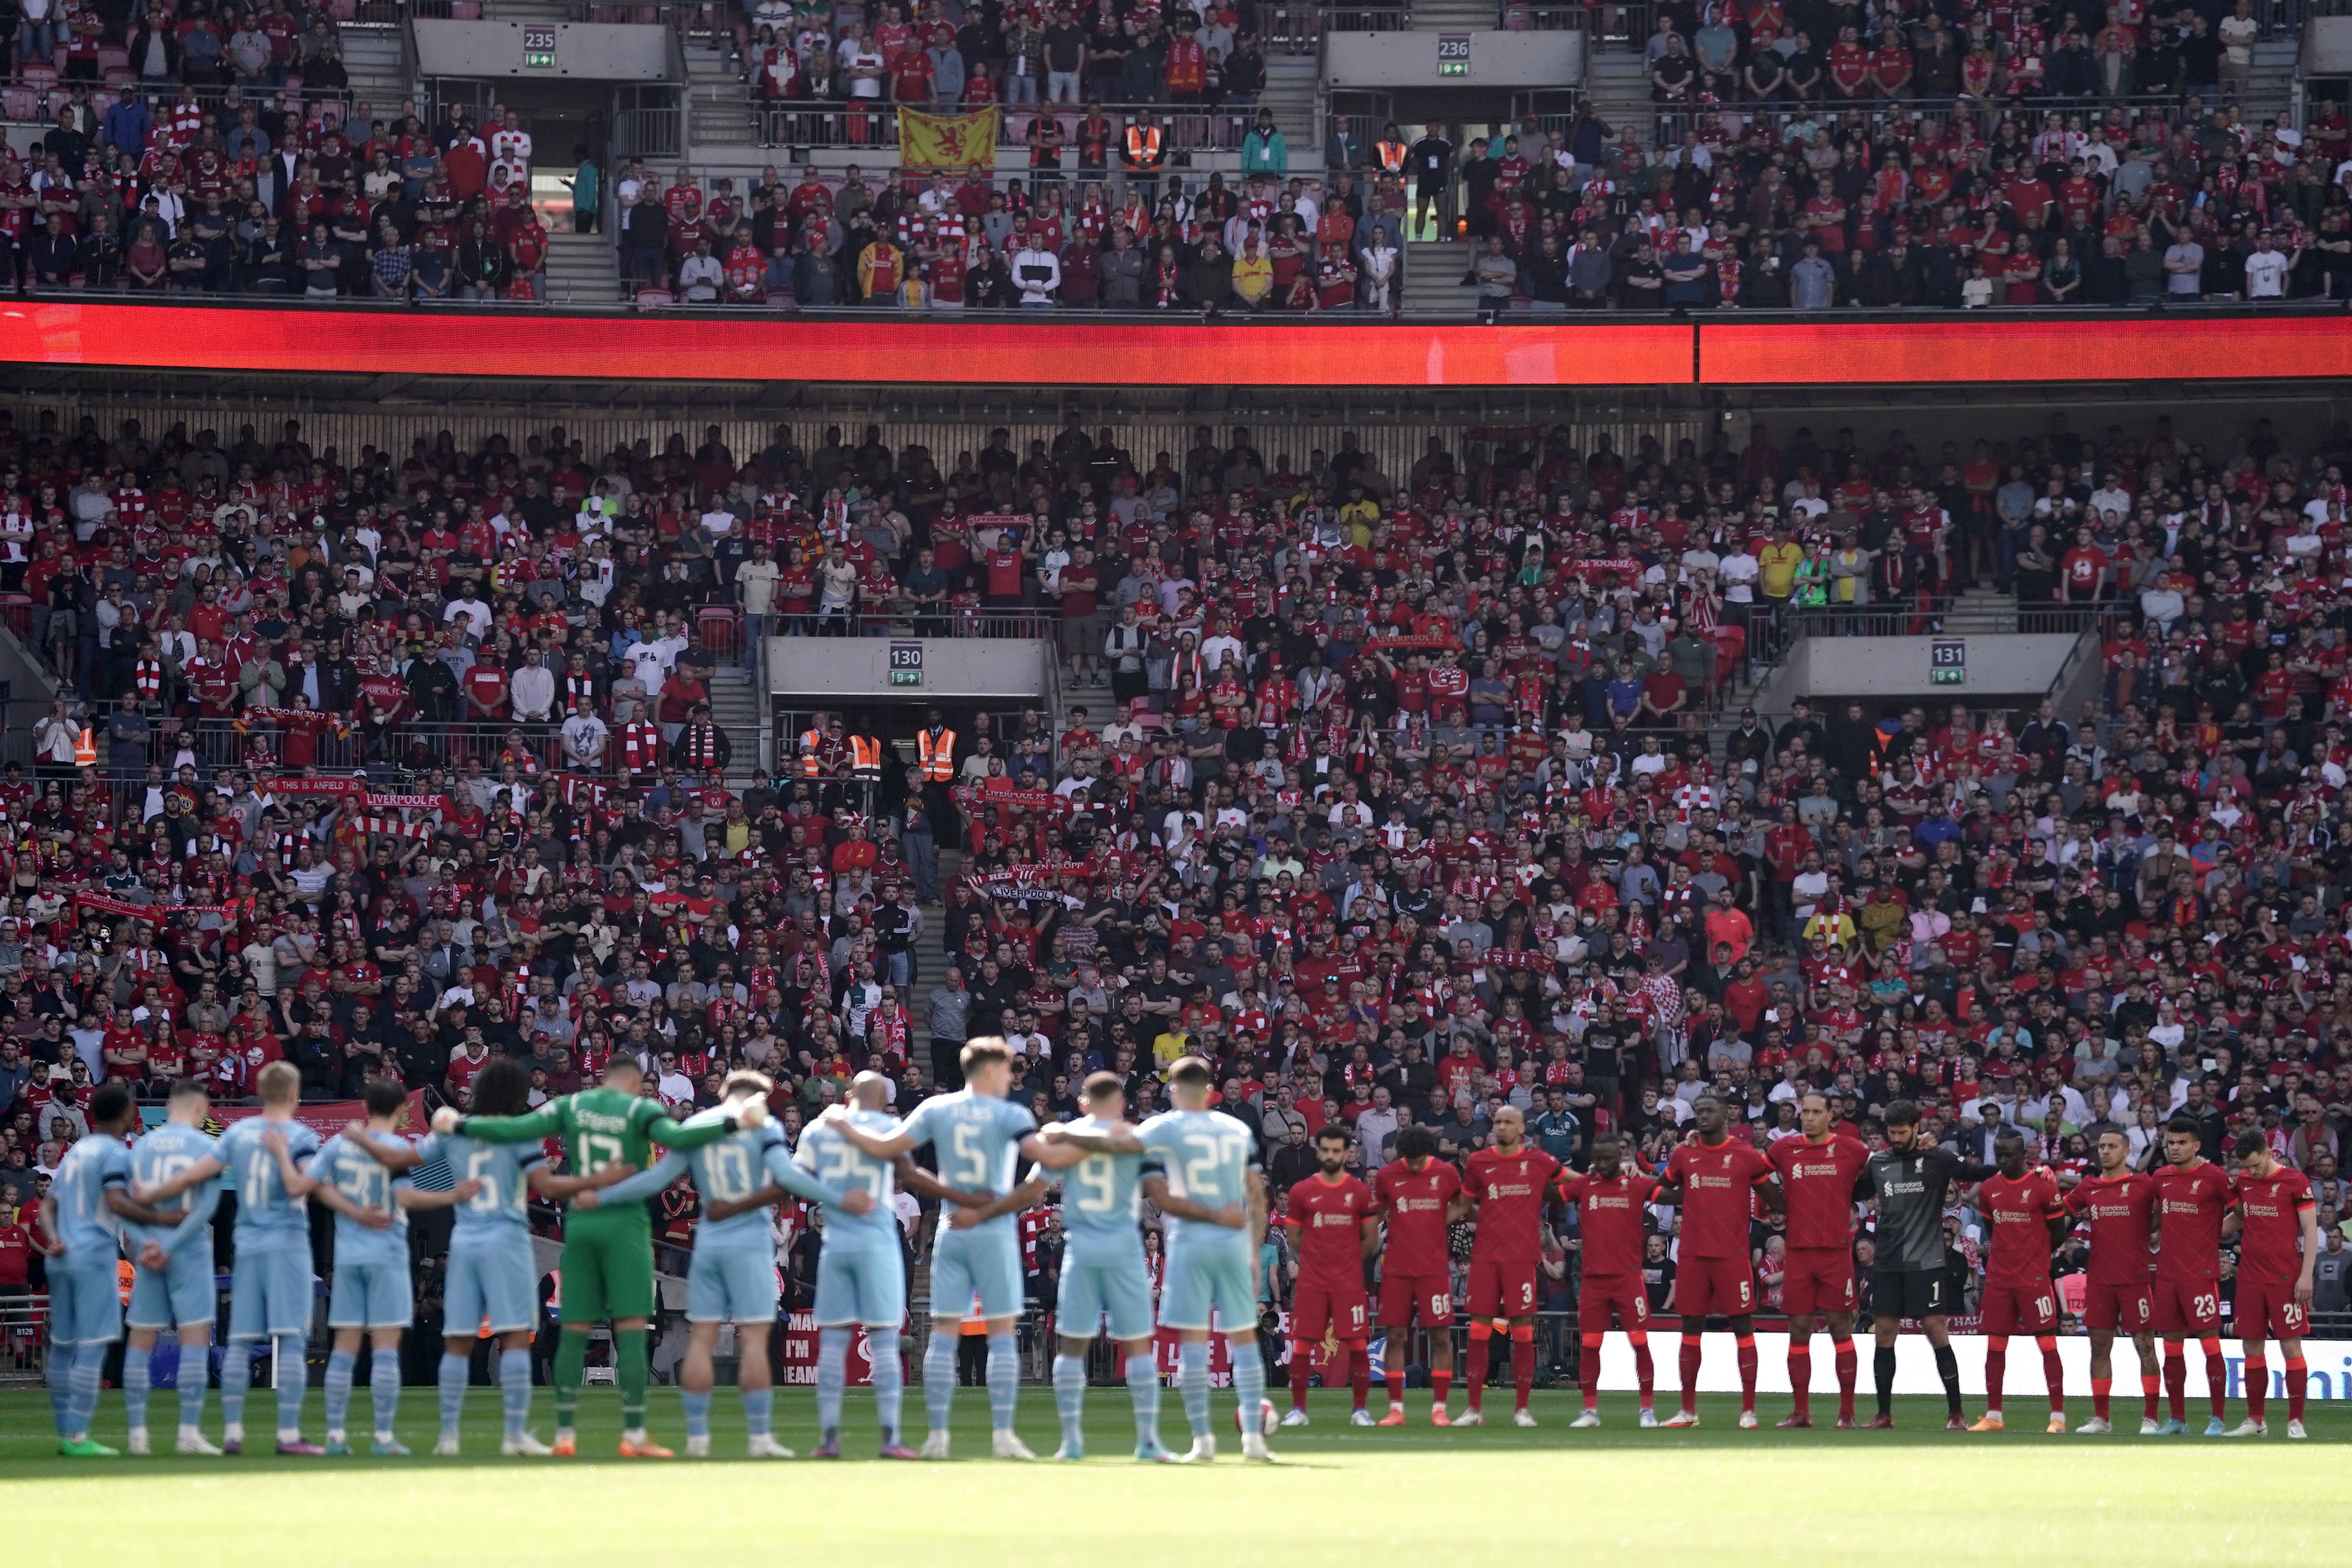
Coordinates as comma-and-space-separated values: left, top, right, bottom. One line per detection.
635, 287, 675, 307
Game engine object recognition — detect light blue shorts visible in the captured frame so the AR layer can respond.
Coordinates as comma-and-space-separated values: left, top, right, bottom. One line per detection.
127, 1249, 216, 1331
1058, 1256, 1155, 1342
1159, 1244, 1256, 1333
687, 1245, 780, 1325
228, 1248, 316, 1342
443, 1239, 539, 1336
48, 1262, 123, 1346
928, 1229, 1023, 1322
328, 1259, 415, 1330
814, 1243, 906, 1328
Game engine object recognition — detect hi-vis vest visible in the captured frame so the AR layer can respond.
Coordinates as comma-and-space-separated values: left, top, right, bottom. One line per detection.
917, 726, 956, 782
798, 727, 824, 775
73, 727, 96, 767
849, 735, 884, 780
1124, 123, 1165, 168
1376, 139, 1407, 174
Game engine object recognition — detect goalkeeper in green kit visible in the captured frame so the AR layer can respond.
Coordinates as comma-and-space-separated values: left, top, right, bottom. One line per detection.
432, 1054, 764, 1457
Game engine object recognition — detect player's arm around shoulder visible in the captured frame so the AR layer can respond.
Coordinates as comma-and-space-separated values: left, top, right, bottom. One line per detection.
822, 1100, 922, 1160
578, 1149, 692, 1211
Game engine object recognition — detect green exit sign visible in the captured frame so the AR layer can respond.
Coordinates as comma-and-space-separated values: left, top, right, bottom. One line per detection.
1930, 668, 1964, 685
525, 48, 555, 66
889, 669, 923, 686
1438, 59, 1466, 75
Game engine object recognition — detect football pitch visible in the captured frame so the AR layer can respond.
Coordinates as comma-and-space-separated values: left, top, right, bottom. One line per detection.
4, 1387, 2342, 1566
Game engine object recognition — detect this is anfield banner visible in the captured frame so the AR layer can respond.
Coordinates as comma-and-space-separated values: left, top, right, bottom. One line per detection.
898, 106, 999, 170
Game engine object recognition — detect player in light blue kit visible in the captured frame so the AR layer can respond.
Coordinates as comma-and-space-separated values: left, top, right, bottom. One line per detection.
123, 1077, 225, 1456
820, 1037, 1083, 1460
136, 1060, 325, 1455
1033, 1070, 1172, 1461
284, 1078, 481, 1456
38, 1081, 184, 1456
1062, 1055, 1272, 1463
580, 1071, 871, 1459
339, 1058, 627, 1457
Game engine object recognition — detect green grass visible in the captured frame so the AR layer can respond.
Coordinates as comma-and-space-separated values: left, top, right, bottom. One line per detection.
3, 1386, 2344, 1566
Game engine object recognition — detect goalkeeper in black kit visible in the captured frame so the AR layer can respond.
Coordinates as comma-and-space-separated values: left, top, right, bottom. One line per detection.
1859, 1101, 1994, 1430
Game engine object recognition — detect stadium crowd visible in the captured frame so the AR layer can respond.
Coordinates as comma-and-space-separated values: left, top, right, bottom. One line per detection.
2, 399, 2352, 1350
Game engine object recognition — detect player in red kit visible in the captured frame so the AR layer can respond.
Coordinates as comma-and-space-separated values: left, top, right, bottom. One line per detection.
1967, 1132, 2070, 1433
2227, 1130, 2319, 1439
2061, 1128, 2161, 1433
1279, 1125, 1379, 1427
1653, 1096, 1780, 1428
1457, 1106, 1562, 1426
2150, 1115, 2234, 1434
1371, 1124, 1465, 1425
1764, 1092, 1869, 1427
1557, 1136, 1658, 1427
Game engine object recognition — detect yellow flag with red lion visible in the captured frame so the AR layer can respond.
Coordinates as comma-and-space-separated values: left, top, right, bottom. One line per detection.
898, 106, 1000, 170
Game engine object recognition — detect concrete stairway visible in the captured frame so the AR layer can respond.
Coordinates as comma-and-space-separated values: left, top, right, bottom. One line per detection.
542, 229, 620, 303
340, 29, 414, 135
684, 38, 759, 158
1400, 237, 1479, 318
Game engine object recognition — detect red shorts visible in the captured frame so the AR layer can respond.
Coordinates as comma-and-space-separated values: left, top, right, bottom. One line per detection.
1674, 1255, 1756, 1318
1779, 1248, 1856, 1316
2083, 1276, 2153, 1333
1978, 1278, 2059, 1336
1290, 1283, 1367, 1341
1578, 1277, 1649, 1332
1465, 1258, 1538, 1318
2152, 1274, 2222, 1337
2233, 1280, 2310, 1342
1377, 1273, 1454, 1328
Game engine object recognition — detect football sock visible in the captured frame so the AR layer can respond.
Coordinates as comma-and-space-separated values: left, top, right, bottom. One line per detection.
1348, 1342, 1370, 1411
553, 1330, 585, 1430
220, 1340, 253, 1430
1934, 1343, 1962, 1417
923, 1326, 958, 1432
1432, 1368, 1453, 1409
46, 1341, 69, 1434
2036, 1337, 2063, 1417
1288, 1340, 1313, 1411
1467, 1323, 1492, 1412
1833, 1340, 1857, 1422
67, 1342, 103, 1438
124, 1343, 152, 1432
2244, 1352, 2267, 1425
1873, 1346, 1897, 1418
2286, 1355, 2308, 1423
1125, 1351, 1161, 1449
1983, 1337, 2007, 1416
2163, 1343, 2187, 1422
680, 1389, 711, 1442
1385, 1365, 1406, 1409
817, 1328, 852, 1437
2199, 1336, 2226, 1419
1580, 1331, 1604, 1409
324, 1349, 356, 1436
1053, 1353, 1087, 1446
1511, 1325, 1536, 1410
177, 1341, 208, 1431
870, 1328, 905, 1445
1786, 1336, 1811, 1419
368, 1351, 401, 1440
1679, 1334, 1703, 1416
1231, 1336, 1267, 1431
274, 1331, 308, 1438
1178, 1340, 1212, 1438
615, 1327, 649, 1433
1734, 1333, 1758, 1415
985, 1332, 1019, 1432
2092, 1376, 2112, 1421
2140, 1371, 2160, 1420
499, 1348, 531, 1443
438, 1352, 469, 1439
741, 1386, 773, 1442
1630, 1333, 1654, 1408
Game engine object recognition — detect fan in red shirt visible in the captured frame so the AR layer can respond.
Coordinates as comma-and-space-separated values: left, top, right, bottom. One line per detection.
1370, 1125, 1464, 1424
2062, 1128, 2160, 1429
2229, 1133, 2318, 1437
1556, 1135, 1658, 1426
1764, 1092, 1869, 1427
1653, 1096, 1779, 1426
1968, 1134, 2068, 1433
1279, 1126, 1378, 1424
1458, 1107, 1561, 1425
2150, 1116, 2234, 1431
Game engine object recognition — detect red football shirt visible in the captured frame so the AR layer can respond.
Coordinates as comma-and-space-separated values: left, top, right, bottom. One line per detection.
1663, 1136, 1772, 1259
1977, 1169, 2064, 1287
1283, 1174, 1376, 1289
1766, 1132, 1869, 1251
2234, 1166, 2315, 1287
1465, 1145, 1562, 1263
2150, 1160, 2232, 1282
1557, 1170, 1656, 1279
1373, 1157, 1461, 1277
2063, 1171, 2157, 1283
